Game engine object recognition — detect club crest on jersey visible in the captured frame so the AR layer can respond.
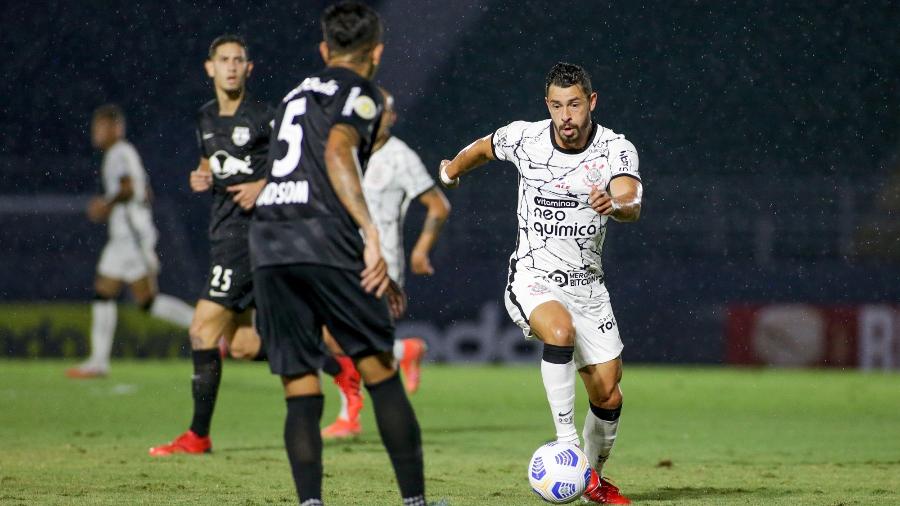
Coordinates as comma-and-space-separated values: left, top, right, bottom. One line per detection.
210, 150, 253, 179
581, 161, 606, 188
231, 126, 251, 147
353, 95, 378, 120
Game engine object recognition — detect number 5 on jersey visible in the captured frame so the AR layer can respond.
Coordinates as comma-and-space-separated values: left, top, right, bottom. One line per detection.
271, 98, 307, 178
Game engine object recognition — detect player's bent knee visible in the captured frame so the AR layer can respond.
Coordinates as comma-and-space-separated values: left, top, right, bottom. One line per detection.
547, 323, 576, 346
591, 384, 622, 409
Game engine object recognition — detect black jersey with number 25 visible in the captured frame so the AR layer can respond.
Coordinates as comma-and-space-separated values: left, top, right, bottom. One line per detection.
250, 66, 383, 271
197, 98, 274, 242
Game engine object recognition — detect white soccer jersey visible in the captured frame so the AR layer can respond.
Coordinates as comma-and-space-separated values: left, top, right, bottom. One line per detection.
363, 136, 435, 287
492, 119, 640, 297
101, 140, 156, 242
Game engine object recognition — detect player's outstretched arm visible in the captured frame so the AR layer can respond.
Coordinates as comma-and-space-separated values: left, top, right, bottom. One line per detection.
189, 158, 213, 193
588, 177, 642, 222
325, 124, 390, 297
410, 188, 451, 276
439, 134, 495, 188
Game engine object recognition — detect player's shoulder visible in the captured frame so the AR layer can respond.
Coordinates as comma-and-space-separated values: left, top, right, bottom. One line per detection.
501, 119, 550, 136
108, 139, 138, 157
595, 124, 636, 152
198, 99, 218, 117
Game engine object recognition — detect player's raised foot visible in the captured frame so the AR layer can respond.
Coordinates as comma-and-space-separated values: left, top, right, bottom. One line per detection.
148, 430, 211, 457
65, 364, 108, 379
582, 469, 630, 504
399, 337, 427, 394
321, 418, 362, 439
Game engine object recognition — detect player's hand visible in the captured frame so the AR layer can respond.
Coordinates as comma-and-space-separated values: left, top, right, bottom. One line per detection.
86, 196, 109, 223
439, 160, 459, 189
361, 232, 390, 297
385, 279, 408, 319
227, 180, 266, 210
190, 169, 213, 192
410, 247, 434, 276
589, 188, 616, 215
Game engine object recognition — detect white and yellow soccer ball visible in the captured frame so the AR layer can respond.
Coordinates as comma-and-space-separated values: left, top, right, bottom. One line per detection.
528, 442, 591, 504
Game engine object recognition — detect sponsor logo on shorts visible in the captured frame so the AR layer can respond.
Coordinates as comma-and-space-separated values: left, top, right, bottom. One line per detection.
547, 269, 603, 287
598, 316, 617, 334
529, 282, 551, 296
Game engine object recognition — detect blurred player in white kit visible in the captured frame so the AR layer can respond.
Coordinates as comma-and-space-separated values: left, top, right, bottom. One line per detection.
67, 105, 194, 378
320, 87, 451, 438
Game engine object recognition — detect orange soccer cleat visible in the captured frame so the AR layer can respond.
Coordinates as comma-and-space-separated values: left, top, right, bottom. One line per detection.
582, 469, 631, 504
398, 338, 427, 394
148, 430, 212, 457
321, 355, 364, 439
321, 417, 362, 439
65, 366, 107, 379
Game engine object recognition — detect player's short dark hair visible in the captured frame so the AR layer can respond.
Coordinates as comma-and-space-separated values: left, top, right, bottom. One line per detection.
545, 62, 593, 98
93, 104, 125, 124
321, 1, 383, 55
208, 34, 249, 60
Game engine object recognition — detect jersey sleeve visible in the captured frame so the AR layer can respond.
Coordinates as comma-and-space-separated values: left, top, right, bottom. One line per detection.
333, 81, 382, 143
608, 137, 640, 182
399, 144, 435, 199
196, 111, 210, 158
491, 121, 529, 162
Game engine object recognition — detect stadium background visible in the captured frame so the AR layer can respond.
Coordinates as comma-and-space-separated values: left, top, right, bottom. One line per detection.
2, 0, 899, 366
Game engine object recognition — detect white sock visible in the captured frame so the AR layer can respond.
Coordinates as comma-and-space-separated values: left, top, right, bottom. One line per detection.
541, 359, 578, 444
393, 340, 406, 361
583, 406, 620, 475
87, 300, 117, 371
149, 293, 194, 328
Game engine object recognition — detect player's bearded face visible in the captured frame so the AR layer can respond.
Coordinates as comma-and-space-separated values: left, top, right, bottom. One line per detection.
546, 85, 597, 147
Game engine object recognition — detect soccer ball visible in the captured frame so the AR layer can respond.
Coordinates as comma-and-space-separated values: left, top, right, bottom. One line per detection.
527, 442, 591, 503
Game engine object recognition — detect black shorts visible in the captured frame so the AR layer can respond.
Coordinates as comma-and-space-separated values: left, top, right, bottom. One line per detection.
253, 263, 394, 377
200, 238, 254, 312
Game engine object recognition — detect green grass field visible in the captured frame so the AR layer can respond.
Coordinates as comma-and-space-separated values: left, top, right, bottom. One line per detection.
0, 361, 898, 505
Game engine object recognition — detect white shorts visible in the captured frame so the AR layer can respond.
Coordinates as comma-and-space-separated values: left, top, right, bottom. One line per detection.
96, 235, 159, 283
503, 264, 624, 368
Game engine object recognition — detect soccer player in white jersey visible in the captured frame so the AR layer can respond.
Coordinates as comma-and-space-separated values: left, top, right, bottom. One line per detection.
438, 63, 641, 504
67, 105, 195, 378
320, 87, 451, 439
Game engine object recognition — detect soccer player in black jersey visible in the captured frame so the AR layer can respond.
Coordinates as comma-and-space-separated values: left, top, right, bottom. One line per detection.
250, 3, 427, 505
150, 35, 272, 457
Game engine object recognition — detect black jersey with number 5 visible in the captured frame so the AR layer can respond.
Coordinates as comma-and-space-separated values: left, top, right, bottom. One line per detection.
197, 98, 274, 242
250, 67, 383, 271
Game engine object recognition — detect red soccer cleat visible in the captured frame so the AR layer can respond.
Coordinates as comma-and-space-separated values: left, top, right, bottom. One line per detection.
399, 338, 427, 394
583, 468, 631, 504
321, 417, 362, 439
321, 355, 364, 438
65, 365, 107, 379
148, 430, 212, 457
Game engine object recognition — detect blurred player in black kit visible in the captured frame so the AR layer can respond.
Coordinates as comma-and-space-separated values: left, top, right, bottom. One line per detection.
250, 3, 428, 505
150, 34, 272, 457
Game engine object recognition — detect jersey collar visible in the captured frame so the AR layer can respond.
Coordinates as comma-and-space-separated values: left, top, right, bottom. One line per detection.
549, 121, 598, 155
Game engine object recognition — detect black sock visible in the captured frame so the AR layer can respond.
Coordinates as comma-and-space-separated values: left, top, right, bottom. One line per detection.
366, 373, 425, 503
284, 395, 324, 505
542, 342, 575, 364
321, 355, 342, 377
189, 349, 222, 437
589, 402, 622, 421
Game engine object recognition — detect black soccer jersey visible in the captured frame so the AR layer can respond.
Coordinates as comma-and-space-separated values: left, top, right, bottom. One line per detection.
250, 66, 383, 271
197, 98, 274, 242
